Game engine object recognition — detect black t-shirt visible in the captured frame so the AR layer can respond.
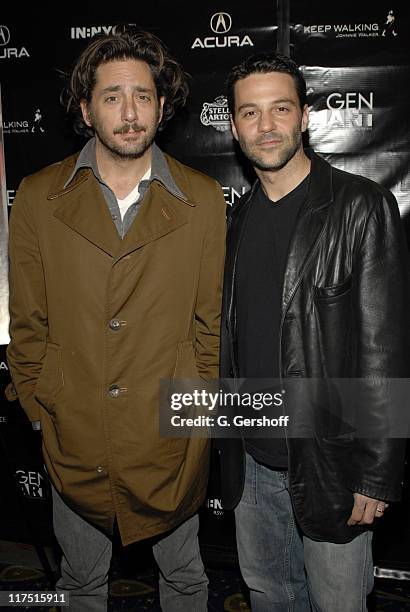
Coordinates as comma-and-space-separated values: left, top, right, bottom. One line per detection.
236, 175, 309, 468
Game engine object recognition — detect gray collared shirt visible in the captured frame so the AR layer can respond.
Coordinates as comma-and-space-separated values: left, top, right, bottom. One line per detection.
64, 137, 186, 239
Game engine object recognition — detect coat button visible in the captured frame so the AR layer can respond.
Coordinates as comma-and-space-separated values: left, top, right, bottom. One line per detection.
96, 466, 104, 474
108, 384, 120, 398
109, 319, 121, 331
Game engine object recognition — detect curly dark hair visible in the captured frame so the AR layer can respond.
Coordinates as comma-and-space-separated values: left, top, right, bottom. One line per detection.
63, 25, 189, 137
226, 53, 307, 114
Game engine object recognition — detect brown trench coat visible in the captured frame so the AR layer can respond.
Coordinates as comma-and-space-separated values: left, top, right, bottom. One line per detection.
7, 150, 226, 545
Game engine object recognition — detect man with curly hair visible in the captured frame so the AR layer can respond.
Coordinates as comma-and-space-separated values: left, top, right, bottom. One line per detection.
7, 26, 226, 611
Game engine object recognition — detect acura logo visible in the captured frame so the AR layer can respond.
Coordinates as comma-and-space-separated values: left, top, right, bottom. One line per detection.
0, 25, 10, 46
210, 12, 232, 34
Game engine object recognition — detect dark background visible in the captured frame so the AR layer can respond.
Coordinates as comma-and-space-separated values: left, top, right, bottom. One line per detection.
0, 0, 409, 579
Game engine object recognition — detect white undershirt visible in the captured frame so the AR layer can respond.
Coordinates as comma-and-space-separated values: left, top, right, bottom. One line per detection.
117, 167, 151, 220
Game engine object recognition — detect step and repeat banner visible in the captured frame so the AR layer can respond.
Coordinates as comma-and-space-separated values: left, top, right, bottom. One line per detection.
291, 1, 410, 240
0, 1, 409, 566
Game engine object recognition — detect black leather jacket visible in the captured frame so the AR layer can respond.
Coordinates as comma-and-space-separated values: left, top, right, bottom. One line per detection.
218, 150, 410, 543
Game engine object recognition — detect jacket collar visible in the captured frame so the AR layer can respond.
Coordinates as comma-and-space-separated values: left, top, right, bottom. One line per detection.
303, 148, 333, 211
281, 151, 333, 314
230, 149, 333, 218
48, 138, 187, 202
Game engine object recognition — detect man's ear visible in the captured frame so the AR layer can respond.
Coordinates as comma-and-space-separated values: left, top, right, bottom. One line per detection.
301, 104, 309, 133
80, 100, 92, 127
230, 115, 239, 141
158, 96, 165, 125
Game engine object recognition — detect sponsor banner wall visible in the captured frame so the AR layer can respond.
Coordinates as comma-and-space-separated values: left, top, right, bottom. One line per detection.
290, 1, 410, 243
305, 66, 410, 209
0, 2, 409, 540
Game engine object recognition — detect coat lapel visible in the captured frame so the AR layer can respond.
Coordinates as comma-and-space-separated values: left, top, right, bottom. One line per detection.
49, 163, 121, 257
225, 183, 257, 322
48, 157, 193, 259
281, 152, 334, 314
116, 180, 193, 260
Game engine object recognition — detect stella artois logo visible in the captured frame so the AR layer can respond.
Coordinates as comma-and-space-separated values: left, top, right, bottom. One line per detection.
200, 96, 230, 132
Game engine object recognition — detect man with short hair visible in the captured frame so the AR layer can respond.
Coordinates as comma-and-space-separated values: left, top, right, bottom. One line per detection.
7, 26, 226, 612
218, 53, 409, 611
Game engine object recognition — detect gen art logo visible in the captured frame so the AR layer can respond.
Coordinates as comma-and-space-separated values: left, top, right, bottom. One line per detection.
15, 469, 49, 499
310, 92, 374, 129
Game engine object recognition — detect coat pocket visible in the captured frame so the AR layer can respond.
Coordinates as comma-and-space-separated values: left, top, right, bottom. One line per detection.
314, 277, 353, 377
34, 342, 64, 413
172, 340, 200, 379
169, 341, 202, 419
314, 275, 352, 302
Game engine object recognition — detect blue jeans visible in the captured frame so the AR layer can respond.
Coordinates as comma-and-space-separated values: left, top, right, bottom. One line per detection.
235, 452, 374, 612
52, 486, 208, 612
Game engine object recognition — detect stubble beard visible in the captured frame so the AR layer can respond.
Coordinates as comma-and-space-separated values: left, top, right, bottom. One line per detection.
89, 109, 159, 161
238, 126, 303, 172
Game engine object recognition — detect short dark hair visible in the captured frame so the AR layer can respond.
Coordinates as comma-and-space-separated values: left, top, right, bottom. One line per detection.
63, 25, 189, 138
226, 52, 307, 114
